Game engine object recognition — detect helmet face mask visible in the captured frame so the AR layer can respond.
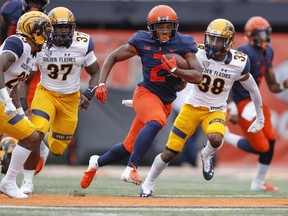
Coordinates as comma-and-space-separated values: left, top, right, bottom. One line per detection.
16, 11, 52, 51
244, 16, 272, 50
147, 5, 178, 43
22, 0, 50, 13
48, 7, 76, 46
204, 18, 235, 59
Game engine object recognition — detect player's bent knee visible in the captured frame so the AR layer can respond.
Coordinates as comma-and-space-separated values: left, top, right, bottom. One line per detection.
49, 140, 68, 155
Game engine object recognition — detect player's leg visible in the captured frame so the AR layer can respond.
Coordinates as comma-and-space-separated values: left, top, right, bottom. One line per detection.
121, 86, 167, 185
141, 103, 199, 196
201, 110, 226, 180
0, 107, 39, 198
20, 85, 54, 194
80, 116, 142, 189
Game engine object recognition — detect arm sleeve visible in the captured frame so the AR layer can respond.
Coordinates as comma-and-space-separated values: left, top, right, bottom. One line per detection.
240, 74, 264, 120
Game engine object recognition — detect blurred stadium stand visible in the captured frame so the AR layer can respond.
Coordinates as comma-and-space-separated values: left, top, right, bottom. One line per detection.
46, 0, 288, 32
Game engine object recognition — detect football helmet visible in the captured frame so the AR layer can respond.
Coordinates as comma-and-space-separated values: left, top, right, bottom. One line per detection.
22, 0, 50, 13
17, 11, 52, 49
244, 16, 272, 49
0, 136, 17, 174
147, 5, 179, 43
204, 18, 235, 59
48, 7, 76, 46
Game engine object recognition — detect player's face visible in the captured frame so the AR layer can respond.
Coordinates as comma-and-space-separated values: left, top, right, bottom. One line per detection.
155, 23, 173, 43
52, 24, 72, 46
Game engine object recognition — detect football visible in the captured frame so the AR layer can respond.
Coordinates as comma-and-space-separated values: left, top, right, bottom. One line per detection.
164, 53, 189, 70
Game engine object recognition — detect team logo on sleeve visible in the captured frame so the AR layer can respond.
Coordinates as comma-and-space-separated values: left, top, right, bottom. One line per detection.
202, 61, 210, 69
44, 49, 52, 58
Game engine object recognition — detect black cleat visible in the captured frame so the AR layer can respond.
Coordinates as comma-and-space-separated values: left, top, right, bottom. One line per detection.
140, 189, 153, 197
201, 154, 214, 181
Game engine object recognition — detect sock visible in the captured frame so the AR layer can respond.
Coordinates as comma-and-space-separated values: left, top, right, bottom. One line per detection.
128, 121, 162, 168
237, 138, 258, 154
201, 140, 222, 158
23, 169, 35, 182
2, 145, 31, 184
254, 163, 269, 184
259, 140, 275, 164
224, 128, 242, 147
98, 143, 130, 167
142, 154, 168, 190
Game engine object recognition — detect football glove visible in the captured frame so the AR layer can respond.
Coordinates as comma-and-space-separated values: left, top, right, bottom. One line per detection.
83, 86, 96, 101
20, 98, 28, 111
0, 88, 16, 116
247, 117, 265, 133
161, 55, 177, 73
96, 83, 108, 104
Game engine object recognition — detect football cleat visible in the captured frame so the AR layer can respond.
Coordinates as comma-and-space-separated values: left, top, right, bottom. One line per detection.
250, 181, 279, 192
140, 183, 154, 197
20, 180, 34, 194
140, 189, 153, 198
80, 155, 99, 188
120, 165, 142, 186
201, 153, 214, 181
0, 181, 28, 198
34, 141, 50, 176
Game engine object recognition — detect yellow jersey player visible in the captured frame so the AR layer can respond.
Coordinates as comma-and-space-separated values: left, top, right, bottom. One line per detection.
140, 18, 265, 197
18, 7, 100, 194
0, 11, 52, 198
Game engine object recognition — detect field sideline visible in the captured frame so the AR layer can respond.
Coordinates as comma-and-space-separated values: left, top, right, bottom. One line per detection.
0, 165, 287, 216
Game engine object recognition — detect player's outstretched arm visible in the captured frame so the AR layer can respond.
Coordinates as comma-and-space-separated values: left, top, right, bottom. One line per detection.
239, 73, 265, 133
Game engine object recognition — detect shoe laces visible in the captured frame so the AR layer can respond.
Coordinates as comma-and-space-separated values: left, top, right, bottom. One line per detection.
129, 162, 141, 181
203, 156, 213, 172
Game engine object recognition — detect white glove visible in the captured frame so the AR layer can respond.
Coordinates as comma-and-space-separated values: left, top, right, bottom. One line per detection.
4, 98, 16, 116
227, 101, 238, 115
0, 87, 16, 116
247, 118, 265, 133
122, 99, 133, 108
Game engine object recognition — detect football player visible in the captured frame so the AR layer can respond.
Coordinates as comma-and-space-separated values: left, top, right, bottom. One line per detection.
0, 11, 52, 198
225, 16, 288, 191
80, 5, 203, 189
0, 0, 51, 175
140, 18, 265, 197
18, 7, 100, 194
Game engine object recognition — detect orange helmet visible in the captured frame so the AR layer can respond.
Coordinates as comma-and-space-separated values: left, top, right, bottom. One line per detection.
147, 5, 178, 43
244, 16, 272, 49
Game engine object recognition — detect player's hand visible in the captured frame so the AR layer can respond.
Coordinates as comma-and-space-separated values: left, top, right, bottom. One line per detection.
79, 95, 90, 110
229, 114, 238, 125
96, 83, 108, 104
247, 118, 265, 133
161, 55, 177, 73
4, 99, 16, 116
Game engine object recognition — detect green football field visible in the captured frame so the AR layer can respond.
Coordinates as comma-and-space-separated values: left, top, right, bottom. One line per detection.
0, 165, 287, 216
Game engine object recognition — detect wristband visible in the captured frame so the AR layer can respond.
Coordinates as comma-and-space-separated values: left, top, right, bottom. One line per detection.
83, 86, 96, 101
20, 98, 28, 111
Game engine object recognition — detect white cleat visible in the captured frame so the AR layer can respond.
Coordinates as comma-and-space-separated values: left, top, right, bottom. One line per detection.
20, 180, 34, 194
0, 181, 28, 198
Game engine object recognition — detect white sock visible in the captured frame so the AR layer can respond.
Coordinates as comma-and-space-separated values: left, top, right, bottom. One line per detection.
254, 163, 269, 184
201, 140, 223, 158
224, 126, 242, 147
23, 169, 35, 182
142, 154, 168, 190
2, 145, 31, 184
